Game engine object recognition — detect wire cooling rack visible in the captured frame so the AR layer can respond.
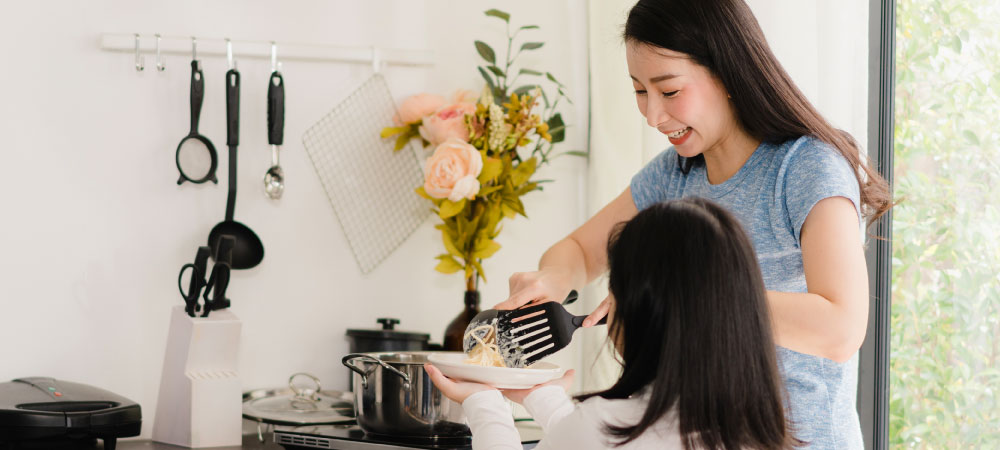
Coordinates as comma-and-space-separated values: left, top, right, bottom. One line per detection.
302, 74, 428, 273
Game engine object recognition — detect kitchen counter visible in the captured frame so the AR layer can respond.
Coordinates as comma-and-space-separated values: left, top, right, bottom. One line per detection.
114, 433, 279, 450
102, 420, 543, 449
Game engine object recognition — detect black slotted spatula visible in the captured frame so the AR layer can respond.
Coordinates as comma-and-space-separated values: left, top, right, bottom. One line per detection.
499, 297, 607, 366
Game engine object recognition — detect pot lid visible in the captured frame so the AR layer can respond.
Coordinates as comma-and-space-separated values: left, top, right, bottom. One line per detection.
346, 318, 430, 341
242, 373, 355, 425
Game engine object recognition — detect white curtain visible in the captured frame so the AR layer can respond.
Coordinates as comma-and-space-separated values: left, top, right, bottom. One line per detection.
580, 0, 869, 392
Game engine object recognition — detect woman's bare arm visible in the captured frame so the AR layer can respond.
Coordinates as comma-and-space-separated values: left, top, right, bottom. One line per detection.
495, 187, 639, 310
767, 196, 870, 362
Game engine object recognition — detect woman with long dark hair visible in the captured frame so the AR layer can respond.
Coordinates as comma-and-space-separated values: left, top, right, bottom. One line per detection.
493, 0, 890, 447
426, 198, 795, 448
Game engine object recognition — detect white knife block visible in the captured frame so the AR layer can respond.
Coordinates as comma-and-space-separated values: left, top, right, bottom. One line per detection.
153, 305, 242, 448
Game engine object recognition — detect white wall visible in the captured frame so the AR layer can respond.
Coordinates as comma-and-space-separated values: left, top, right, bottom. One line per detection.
0, 0, 589, 437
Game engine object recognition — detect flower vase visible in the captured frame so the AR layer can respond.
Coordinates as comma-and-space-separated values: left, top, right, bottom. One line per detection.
443, 290, 481, 351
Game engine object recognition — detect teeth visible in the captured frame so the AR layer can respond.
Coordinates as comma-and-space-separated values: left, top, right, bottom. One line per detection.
669, 127, 690, 139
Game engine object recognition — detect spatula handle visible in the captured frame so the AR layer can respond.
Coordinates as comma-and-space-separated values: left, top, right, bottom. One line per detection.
572, 315, 607, 327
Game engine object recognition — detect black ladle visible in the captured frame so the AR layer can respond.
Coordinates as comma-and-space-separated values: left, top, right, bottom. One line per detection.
175, 59, 218, 185
207, 68, 264, 269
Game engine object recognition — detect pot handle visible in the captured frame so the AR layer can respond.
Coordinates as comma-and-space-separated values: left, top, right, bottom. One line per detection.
341, 353, 411, 390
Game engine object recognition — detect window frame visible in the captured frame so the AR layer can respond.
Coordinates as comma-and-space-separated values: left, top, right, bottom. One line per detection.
857, 0, 895, 448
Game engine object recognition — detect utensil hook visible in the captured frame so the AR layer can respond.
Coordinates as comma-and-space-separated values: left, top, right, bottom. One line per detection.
270, 41, 278, 73
226, 38, 236, 70
191, 36, 197, 61
371, 46, 381, 74
155, 33, 165, 71
134, 34, 144, 71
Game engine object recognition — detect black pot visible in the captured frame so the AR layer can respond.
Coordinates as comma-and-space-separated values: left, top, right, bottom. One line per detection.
346, 318, 431, 353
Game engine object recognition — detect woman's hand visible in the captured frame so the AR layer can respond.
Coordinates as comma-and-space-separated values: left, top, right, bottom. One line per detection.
494, 269, 574, 310
582, 295, 611, 328
500, 369, 575, 404
423, 363, 495, 403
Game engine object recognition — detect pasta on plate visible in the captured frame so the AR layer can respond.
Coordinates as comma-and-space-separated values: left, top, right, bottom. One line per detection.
464, 323, 507, 367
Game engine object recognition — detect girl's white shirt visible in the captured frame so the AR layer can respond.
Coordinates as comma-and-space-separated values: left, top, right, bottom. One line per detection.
461, 386, 683, 449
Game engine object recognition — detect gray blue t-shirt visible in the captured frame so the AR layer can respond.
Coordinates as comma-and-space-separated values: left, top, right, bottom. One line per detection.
630, 135, 863, 449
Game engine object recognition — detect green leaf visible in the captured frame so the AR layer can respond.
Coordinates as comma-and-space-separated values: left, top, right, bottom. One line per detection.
562, 150, 589, 158
415, 186, 433, 201
500, 203, 516, 219
478, 66, 497, 92
441, 229, 463, 258
547, 113, 565, 143
484, 9, 510, 22
434, 255, 463, 274
516, 181, 538, 196
475, 41, 496, 65
545, 72, 564, 87
473, 237, 502, 259
478, 157, 503, 184
487, 65, 506, 78
512, 85, 541, 98
558, 89, 574, 105
518, 68, 543, 76
394, 133, 410, 151
962, 130, 980, 145
479, 185, 503, 196
949, 35, 962, 54
471, 259, 487, 283
439, 198, 466, 219
512, 157, 537, 187
520, 42, 544, 51
503, 196, 527, 218
519, 25, 540, 31
380, 125, 409, 138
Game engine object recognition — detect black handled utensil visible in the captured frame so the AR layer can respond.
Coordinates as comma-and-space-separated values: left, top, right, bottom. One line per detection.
463, 290, 583, 367
500, 300, 607, 366
207, 67, 265, 269
175, 55, 219, 185
202, 236, 234, 317
177, 246, 212, 317
263, 69, 285, 199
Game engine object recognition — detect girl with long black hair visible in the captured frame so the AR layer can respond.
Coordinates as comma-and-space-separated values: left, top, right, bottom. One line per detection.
493, 0, 890, 447
426, 198, 796, 449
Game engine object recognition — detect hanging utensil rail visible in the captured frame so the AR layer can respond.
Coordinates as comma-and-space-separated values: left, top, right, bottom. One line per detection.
100, 33, 434, 70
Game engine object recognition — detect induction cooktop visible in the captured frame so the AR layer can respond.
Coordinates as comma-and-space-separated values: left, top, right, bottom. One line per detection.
273, 422, 542, 450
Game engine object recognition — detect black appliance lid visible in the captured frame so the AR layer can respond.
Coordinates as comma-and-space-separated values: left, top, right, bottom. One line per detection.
0, 377, 142, 431
346, 318, 430, 341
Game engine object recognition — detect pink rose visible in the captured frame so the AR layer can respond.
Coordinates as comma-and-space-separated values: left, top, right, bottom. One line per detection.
419, 102, 476, 146
394, 93, 446, 126
450, 89, 477, 103
424, 138, 483, 202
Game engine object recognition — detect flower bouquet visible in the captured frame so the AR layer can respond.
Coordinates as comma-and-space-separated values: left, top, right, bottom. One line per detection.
381, 9, 582, 348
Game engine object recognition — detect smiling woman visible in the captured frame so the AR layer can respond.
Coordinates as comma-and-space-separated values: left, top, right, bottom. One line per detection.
490, 0, 891, 448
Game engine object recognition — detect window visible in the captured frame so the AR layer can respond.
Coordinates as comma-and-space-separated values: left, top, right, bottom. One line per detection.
890, 0, 1000, 446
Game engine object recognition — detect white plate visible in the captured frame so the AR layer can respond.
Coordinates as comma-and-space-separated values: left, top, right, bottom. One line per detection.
427, 352, 565, 389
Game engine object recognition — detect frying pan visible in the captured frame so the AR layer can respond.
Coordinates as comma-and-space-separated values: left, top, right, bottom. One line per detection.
175, 59, 219, 185
207, 68, 264, 269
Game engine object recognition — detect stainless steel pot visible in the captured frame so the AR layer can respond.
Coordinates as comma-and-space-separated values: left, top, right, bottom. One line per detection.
341, 351, 471, 439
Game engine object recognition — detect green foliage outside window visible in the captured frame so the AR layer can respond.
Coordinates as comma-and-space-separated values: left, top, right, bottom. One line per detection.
891, 0, 1000, 446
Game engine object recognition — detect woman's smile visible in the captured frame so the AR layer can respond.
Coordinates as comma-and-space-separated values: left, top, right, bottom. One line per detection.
665, 126, 693, 145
